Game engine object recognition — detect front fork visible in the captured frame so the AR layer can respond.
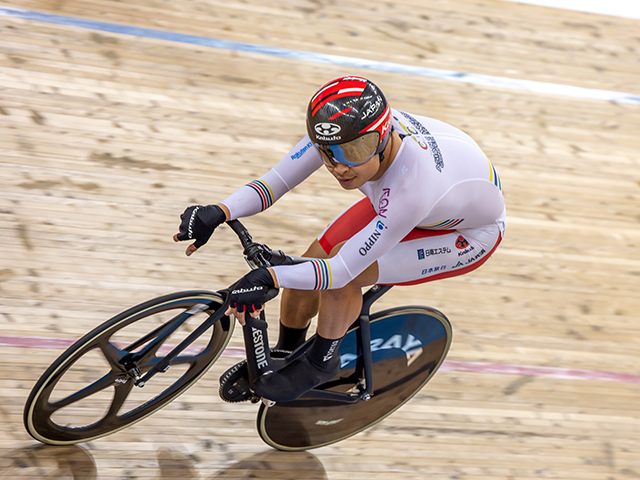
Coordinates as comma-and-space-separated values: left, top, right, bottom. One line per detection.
241, 313, 274, 385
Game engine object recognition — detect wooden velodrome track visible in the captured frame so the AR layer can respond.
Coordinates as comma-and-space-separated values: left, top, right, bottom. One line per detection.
1, 0, 639, 478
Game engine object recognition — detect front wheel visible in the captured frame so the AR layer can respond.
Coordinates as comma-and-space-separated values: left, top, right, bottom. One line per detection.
257, 306, 452, 450
24, 290, 233, 445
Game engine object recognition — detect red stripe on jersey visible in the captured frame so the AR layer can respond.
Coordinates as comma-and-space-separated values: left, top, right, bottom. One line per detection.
319, 198, 457, 254
318, 198, 376, 254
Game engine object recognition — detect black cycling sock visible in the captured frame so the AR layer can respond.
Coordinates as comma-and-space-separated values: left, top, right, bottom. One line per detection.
305, 333, 343, 372
273, 321, 310, 351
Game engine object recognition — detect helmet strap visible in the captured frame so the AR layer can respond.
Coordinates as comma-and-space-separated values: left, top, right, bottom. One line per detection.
376, 127, 393, 164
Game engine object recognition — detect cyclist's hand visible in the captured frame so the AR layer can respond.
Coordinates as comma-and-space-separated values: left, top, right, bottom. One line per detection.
225, 267, 279, 325
173, 204, 226, 256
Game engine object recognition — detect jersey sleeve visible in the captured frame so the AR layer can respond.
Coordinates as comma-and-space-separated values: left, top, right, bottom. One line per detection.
220, 137, 322, 219
273, 183, 427, 290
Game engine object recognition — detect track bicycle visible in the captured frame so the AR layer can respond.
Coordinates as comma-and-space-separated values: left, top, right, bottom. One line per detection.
24, 220, 452, 451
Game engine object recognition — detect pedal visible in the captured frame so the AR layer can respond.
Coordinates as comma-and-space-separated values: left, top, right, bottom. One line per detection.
218, 350, 290, 404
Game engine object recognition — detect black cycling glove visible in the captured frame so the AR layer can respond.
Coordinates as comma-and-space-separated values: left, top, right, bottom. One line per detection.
229, 267, 277, 313
176, 204, 226, 249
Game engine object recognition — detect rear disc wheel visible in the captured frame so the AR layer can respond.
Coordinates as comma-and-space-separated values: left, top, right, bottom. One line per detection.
257, 306, 452, 450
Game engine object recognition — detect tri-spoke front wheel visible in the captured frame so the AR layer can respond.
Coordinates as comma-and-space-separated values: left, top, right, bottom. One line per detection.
24, 291, 233, 445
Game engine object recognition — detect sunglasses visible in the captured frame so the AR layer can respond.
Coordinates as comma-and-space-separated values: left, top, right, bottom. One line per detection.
316, 132, 381, 167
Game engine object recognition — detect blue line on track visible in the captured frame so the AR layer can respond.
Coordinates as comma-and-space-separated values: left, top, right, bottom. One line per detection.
2, 6, 639, 105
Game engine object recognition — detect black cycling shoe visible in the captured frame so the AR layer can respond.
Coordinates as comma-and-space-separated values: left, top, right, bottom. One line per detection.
218, 350, 291, 404
252, 352, 341, 404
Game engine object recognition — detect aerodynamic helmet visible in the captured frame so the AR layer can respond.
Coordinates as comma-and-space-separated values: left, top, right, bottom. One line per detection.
306, 76, 393, 167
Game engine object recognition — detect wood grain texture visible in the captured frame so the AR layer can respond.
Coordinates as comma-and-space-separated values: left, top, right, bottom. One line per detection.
1, 0, 639, 478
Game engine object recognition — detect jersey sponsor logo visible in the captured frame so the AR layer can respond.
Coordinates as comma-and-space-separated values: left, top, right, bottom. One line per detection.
290, 141, 312, 160
457, 245, 475, 256
421, 265, 446, 275
378, 188, 390, 218
467, 249, 486, 264
359, 221, 387, 256
417, 246, 452, 259
395, 116, 429, 150
452, 249, 486, 267
455, 235, 470, 249
397, 111, 444, 172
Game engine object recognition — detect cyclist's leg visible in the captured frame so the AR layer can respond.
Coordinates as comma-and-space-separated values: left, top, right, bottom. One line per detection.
274, 240, 325, 351
278, 239, 326, 330
253, 254, 378, 403
316, 254, 378, 339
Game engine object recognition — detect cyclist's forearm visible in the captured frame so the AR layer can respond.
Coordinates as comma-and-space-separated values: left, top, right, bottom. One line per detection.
219, 171, 285, 219
220, 136, 322, 220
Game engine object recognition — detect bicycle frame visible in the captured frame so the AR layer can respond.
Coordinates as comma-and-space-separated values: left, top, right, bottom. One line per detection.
129, 300, 228, 387
134, 219, 390, 405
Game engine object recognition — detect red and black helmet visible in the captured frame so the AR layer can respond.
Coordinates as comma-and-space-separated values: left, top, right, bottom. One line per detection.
306, 76, 393, 166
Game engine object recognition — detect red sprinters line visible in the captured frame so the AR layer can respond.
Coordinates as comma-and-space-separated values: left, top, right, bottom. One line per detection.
1, 335, 639, 384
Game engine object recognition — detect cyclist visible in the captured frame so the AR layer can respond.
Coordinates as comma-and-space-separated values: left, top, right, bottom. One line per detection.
175, 76, 506, 403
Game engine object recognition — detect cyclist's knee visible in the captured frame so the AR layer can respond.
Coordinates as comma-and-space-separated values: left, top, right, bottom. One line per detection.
322, 261, 379, 293
302, 239, 329, 258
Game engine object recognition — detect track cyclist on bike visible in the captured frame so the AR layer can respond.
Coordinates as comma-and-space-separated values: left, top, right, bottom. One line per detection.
174, 76, 506, 404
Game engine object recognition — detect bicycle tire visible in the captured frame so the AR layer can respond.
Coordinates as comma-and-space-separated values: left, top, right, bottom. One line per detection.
256, 306, 452, 451
24, 290, 233, 445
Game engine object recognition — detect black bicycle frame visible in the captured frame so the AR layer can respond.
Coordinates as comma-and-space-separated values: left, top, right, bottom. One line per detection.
130, 296, 229, 387
128, 219, 392, 405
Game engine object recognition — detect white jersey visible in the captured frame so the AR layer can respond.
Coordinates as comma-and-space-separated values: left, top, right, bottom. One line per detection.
221, 109, 505, 290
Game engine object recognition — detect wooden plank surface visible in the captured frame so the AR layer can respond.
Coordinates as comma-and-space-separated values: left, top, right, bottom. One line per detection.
1, 0, 639, 478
